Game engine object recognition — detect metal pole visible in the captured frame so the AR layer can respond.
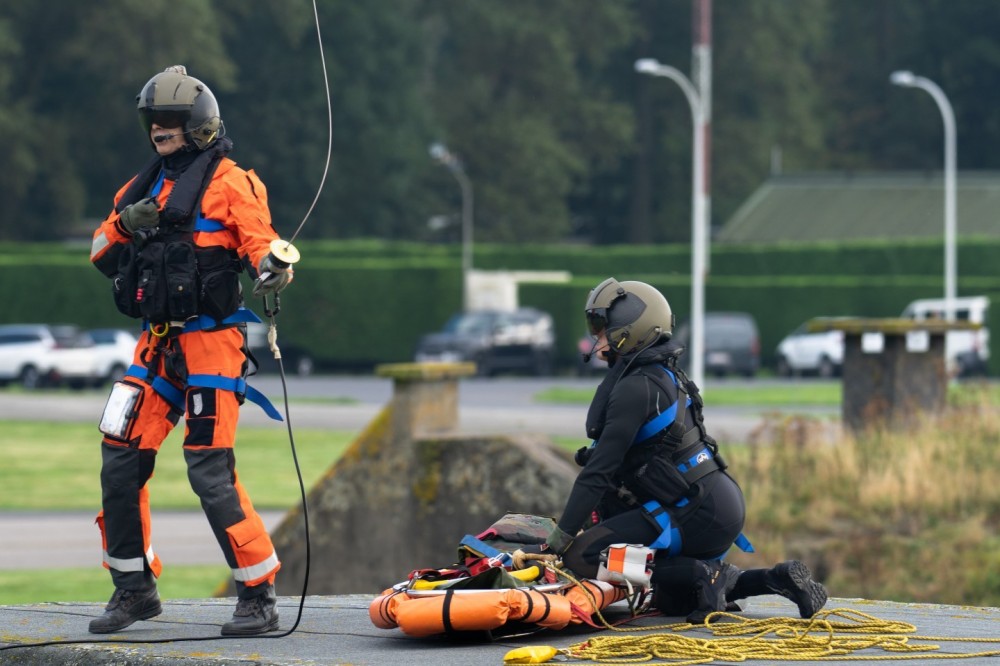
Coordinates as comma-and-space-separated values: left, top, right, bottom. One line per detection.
429, 142, 474, 312
634, 59, 705, 388
889, 72, 957, 321
456, 169, 474, 311
693, 0, 712, 276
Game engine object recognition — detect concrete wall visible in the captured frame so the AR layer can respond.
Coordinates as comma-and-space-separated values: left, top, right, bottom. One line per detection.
229, 363, 577, 596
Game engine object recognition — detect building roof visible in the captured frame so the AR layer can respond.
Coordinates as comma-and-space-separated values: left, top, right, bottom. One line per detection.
717, 172, 1000, 244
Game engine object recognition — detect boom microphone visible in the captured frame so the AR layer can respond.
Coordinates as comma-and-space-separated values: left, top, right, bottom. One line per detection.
153, 133, 177, 143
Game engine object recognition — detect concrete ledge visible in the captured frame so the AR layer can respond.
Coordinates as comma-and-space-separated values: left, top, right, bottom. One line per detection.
375, 362, 477, 381
1, 595, 998, 665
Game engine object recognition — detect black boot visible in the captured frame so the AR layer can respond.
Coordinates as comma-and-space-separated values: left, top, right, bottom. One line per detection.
88, 586, 162, 633
686, 560, 740, 624
221, 584, 279, 636
728, 560, 827, 618
765, 560, 828, 618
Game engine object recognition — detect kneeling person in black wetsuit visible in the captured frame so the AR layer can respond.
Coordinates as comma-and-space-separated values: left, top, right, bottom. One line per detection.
516, 278, 827, 622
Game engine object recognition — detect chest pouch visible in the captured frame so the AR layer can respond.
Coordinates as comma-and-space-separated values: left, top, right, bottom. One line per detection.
627, 454, 692, 506
133, 240, 200, 322
112, 243, 142, 319
196, 247, 243, 322
99, 380, 145, 440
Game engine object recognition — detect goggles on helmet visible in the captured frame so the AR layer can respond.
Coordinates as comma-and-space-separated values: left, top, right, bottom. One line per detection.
584, 277, 627, 336
140, 109, 190, 134
586, 310, 609, 336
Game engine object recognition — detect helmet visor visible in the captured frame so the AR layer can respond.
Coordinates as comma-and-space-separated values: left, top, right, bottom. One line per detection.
586, 309, 608, 336
140, 109, 189, 133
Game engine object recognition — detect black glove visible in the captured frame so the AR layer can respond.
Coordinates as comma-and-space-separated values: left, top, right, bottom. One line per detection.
119, 198, 160, 235
574, 445, 593, 467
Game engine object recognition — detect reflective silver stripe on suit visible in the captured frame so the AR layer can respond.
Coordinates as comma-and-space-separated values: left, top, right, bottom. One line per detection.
91, 231, 110, 260
232, 551, 279, 582
103, 545, 156, 573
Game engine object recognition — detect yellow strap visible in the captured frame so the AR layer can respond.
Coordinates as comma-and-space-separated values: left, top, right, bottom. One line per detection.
410, 566, 542, 590
503, 646, 558, 664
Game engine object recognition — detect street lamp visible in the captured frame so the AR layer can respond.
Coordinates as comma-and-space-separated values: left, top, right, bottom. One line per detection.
890, 70, 957, 321
635, 58, 708, 387
429, 142, 474, 311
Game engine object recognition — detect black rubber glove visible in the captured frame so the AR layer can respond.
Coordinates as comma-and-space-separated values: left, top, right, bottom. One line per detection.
574, 446, 593, 467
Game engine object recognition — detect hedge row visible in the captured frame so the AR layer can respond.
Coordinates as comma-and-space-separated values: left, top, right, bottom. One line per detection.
4, 239, 999, 372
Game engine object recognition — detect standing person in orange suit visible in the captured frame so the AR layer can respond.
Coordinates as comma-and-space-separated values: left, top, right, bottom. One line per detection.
88, 65, 292, 636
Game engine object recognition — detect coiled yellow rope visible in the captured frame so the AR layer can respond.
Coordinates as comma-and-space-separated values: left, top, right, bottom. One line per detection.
561, 608, 1000, 663
504, 566, 1000, 664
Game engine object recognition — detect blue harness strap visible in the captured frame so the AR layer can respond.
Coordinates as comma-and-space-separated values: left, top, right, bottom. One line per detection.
141, 307, 262, 333
188, 374, 283, 421
642, 499, 755, 558
149, 169, 226, 233
633, 367, 693, 444
131, 308, 280, 420
642, 500, 683, 555
127, 364, 185, 411
457, 535, 514, 567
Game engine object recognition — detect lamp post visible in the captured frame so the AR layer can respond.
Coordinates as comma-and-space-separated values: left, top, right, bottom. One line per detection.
430, 142, 474, 311
890, 70, 957, 321
635, 58, 707, 387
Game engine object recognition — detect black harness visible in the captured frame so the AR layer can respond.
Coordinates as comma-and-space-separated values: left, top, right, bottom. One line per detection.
98, 138, 246, 326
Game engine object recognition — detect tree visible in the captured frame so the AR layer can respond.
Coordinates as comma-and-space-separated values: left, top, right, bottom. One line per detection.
0, 0, 232, 240
215, 0, 437, 241
421, 0, 635, 243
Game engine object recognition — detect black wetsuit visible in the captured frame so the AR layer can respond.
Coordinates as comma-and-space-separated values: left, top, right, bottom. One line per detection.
558, 338, 746, 579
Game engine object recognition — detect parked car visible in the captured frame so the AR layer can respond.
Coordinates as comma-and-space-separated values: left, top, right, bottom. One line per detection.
0, 324, 60, 389
0, 324, 103, 389
245, 322, 315, 377
775, 321, 845, 378
900, 296, 990, 377
673, 312, 760, 378
87, 328, 140, 386
414, 308, 555, 376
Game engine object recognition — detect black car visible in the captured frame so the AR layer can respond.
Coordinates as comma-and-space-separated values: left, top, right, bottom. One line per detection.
414, 308, 555, 376
673, 312, 760, 378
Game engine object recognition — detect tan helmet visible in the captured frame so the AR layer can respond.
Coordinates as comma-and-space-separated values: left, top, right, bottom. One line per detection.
585, 278, 674, 355
136, 65, 224, 150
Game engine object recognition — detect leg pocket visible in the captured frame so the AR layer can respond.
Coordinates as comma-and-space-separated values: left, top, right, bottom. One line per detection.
225, 514, 280, 586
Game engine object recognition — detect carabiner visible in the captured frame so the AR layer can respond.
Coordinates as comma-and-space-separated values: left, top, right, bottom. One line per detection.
150, 322, 169, 338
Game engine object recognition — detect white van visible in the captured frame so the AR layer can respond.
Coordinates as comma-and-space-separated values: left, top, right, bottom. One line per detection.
900, 296, 990, 376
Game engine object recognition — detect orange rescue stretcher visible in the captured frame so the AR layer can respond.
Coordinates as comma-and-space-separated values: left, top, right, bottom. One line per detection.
368, 514, 637, 638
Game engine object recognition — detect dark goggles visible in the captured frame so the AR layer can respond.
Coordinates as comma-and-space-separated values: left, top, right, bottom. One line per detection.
586, 309, 608, 336
140, 110, 189, 131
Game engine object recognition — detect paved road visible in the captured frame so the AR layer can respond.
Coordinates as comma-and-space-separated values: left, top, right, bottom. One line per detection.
0, 374, 811, 440
0, 376, 838, 571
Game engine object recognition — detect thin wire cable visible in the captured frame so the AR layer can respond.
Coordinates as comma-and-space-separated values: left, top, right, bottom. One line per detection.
285, 0, 332, 247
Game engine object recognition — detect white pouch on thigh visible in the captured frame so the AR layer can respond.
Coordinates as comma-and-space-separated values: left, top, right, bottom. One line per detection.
100, 381, 143, 439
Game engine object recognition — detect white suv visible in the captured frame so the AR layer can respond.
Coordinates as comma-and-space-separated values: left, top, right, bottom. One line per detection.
0, 324, 123, 390
900, 296, 990, 377
775, 320, 845, 378
87, 328, 139, 386
0, 324, 60, 389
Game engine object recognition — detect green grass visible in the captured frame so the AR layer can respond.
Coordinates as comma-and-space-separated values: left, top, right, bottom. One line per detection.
0, 421, 355, 510
0, 421, 357, 604
535, 381, 843, 406
0, 565, 229, 605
